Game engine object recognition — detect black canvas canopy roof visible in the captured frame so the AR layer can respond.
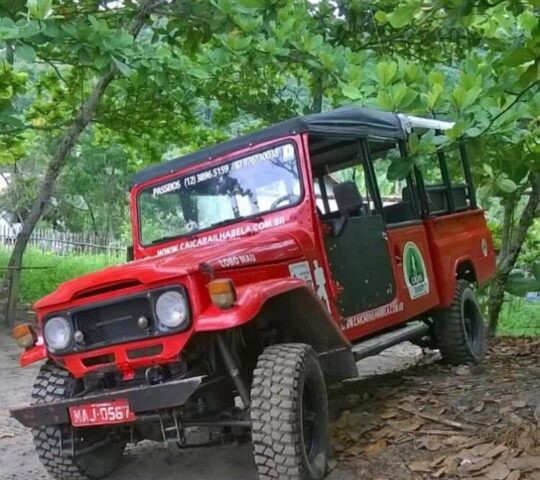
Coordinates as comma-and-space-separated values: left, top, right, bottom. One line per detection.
132, 106, 451, 186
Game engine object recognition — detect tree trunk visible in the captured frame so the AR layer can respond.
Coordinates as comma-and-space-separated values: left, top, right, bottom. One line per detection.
487, 172, 540, 336
1, 1, 158, 325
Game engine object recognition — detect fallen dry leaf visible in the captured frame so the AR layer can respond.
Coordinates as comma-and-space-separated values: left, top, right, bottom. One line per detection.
387, 418, 424, 433
506, 456, 540, 472
485, 461, 510, 480
380, 410, 398, 420
364, 439, 387, 457
416, 436, 442, 451
506, 472, 520, 480
474, 401, 486, 413
445, 435, 470, 447
486, 444, 508, 459
408, 460, 431, 473
458, 456, 494, 474
511, 400, 527, 409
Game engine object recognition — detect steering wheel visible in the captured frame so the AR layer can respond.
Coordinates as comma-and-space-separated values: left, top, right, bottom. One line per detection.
270, 193, 299, 210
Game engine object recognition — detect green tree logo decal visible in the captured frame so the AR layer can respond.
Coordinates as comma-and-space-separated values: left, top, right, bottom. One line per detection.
403, 242, 429, 299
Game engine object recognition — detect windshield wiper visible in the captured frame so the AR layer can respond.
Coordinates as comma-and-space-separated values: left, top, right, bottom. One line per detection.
209, 215, 264, 230
208, 218, 244, 229
150, 234, 183, 246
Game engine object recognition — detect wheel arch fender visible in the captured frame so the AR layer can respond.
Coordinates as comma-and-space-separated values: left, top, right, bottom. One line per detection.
196, 278, 357, 382
455, 258, 478, 284
439, 256, 479, 307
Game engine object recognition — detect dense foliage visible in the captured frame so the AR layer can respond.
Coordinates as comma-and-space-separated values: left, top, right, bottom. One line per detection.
0, 0, 538, 330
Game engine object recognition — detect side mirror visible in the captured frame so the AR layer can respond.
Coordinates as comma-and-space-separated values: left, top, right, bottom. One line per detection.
126, 245, 134, 262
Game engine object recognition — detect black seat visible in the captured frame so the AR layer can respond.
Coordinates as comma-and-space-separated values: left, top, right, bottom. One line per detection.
334, 181, 365, 216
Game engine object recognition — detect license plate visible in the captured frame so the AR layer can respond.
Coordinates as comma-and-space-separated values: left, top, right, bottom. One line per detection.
69, 398, 135, 427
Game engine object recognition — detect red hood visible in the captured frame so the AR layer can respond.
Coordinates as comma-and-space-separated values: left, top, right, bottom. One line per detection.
34, 232, 303, 310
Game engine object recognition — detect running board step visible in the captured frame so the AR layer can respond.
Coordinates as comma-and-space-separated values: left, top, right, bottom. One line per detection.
351, 323, 430, 361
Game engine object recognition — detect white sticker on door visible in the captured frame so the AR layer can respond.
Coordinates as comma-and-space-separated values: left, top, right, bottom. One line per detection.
288, 261, 314, 288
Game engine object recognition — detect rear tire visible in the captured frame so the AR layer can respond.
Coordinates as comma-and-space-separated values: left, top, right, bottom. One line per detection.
250, 343, 328, 480
434, 280, 486, 365
31, 361, 125, 480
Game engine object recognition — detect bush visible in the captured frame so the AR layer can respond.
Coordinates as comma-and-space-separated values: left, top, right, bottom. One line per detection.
497, 295, 540, 337
0, 249, 122, 306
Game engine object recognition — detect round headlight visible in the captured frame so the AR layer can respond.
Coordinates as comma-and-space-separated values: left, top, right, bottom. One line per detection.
155, 291, 188, 329
44, 317, 72, 351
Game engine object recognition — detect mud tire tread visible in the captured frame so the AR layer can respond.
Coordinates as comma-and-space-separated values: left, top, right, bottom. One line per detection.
250, 343, 328, 480
434, 280, 486, 365
31, 361, 122, 480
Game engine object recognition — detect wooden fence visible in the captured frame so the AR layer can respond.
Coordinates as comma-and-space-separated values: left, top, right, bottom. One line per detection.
0, 226, 125, 256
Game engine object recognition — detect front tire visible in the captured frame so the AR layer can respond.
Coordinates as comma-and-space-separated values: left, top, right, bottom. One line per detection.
31, 361, 125, 480
251, 343, 329, 480
433, 280, 486, 365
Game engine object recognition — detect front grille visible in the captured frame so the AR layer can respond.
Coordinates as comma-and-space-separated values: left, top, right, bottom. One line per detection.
73, 297, 153, 349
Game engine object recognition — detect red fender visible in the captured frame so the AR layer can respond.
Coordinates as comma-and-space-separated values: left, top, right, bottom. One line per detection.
196, 278, 308, 331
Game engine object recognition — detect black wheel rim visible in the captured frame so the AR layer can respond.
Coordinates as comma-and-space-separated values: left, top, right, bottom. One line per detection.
463, 298, 482, 355
301, 378, 320, 461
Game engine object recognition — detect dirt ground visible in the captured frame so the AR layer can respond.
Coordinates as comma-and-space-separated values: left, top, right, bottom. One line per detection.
0, 330, 538, 480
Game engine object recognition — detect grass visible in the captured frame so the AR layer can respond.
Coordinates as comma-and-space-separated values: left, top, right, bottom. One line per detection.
1, 250, 538, 337
0, 249, 123, 306
497, 295, 540, 337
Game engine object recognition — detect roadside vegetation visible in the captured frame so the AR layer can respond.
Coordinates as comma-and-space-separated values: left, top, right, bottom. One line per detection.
0, 0, 538, 334
0, 249, 121, 305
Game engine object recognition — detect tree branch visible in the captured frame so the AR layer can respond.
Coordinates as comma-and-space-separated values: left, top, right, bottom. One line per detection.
478, 80, 540, 138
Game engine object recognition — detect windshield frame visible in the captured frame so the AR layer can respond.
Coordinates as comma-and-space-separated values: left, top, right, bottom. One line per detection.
136, 140, 304, 248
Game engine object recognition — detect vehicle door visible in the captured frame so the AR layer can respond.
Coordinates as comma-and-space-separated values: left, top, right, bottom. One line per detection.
315, 144, 396, 321
367, 139, 440, 329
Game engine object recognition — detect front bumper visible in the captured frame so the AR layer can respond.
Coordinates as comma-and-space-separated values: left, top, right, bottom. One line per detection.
10, 375, 203, 428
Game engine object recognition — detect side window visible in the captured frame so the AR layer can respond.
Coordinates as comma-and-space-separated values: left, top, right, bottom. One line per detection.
416, 147, 470, 215
369, 141, 418, 224
443, 147, 469, 210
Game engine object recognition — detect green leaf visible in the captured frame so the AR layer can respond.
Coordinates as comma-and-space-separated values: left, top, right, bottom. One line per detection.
15, 44, 36, 62
496, 177, 518, 193
387, 155, 414, 181
26, 0, 52, 20
452, 86, 466, 109
374, 11, 387, 23
376, 90, 393, 110
387, 2, 421, 28
429, 71, 444, 86
505, 272, 540, 297
422, 83, 443, 110
112, 58, 132, 76
483, 164, 494, 177
376, 61, 398, 87
503, 47, 536, 67
342, 84, 362, 100
519, 62, 539, 88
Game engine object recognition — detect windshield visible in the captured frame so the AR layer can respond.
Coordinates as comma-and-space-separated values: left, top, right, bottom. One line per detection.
138, 143, 301, 246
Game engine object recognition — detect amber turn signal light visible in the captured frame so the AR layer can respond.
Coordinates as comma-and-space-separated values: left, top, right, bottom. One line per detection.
12, 323, 37, 349
208, 278, 237, 308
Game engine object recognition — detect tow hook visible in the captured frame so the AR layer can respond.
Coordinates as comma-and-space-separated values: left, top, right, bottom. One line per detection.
145, 365, 164, 385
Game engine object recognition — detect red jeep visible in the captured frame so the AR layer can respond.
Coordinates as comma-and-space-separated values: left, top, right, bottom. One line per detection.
11, 107, 496, 480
